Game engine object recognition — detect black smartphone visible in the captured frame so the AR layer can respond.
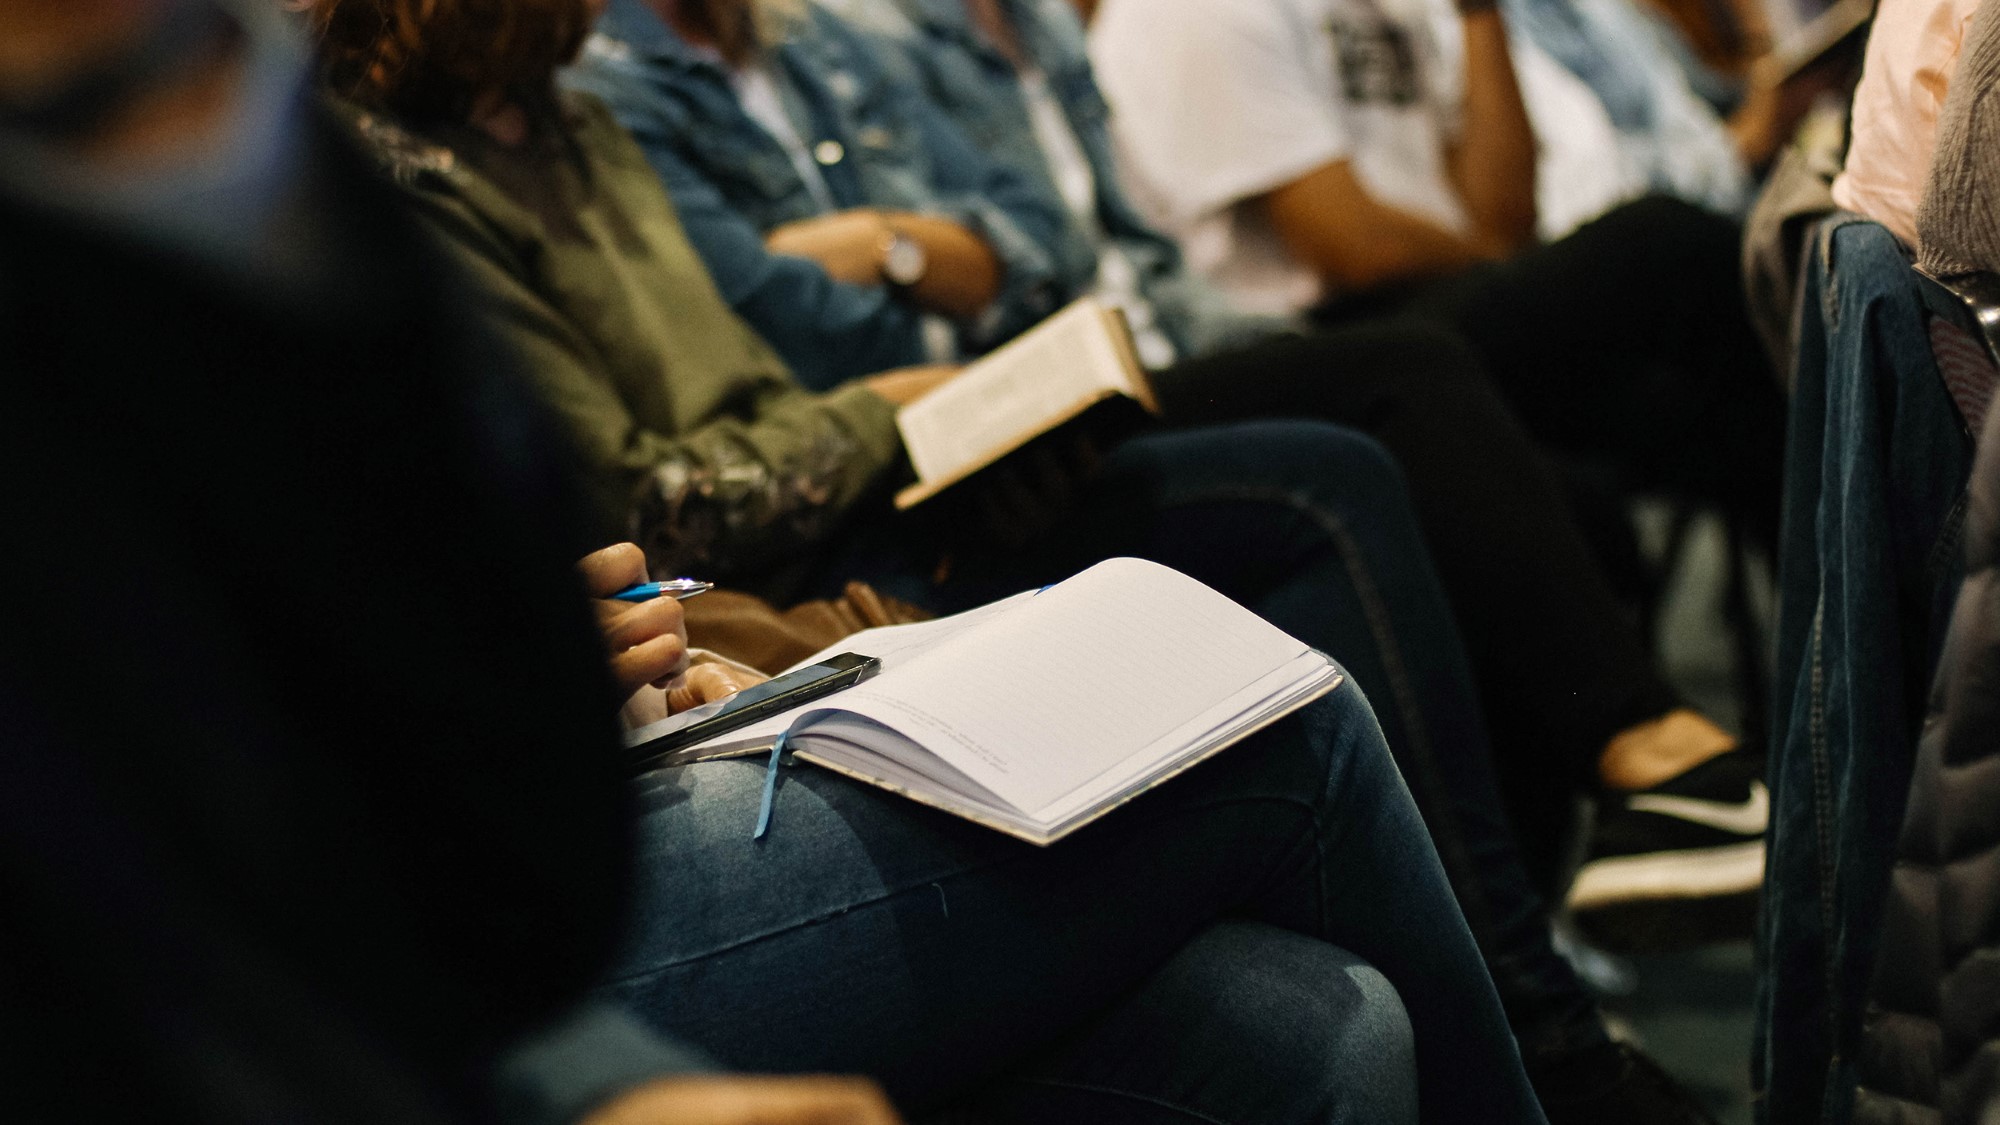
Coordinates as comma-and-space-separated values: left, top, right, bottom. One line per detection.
627, 652, 881, 771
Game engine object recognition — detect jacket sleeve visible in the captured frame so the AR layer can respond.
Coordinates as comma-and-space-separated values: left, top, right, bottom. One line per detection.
1931, 400, 2000, 1125
892, 58, 1086, 349
589, 86, 938, 391
411, 195, 905, 575
820, 10, 1086, 349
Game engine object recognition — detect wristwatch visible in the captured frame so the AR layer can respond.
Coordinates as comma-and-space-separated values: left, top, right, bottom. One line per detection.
880, 227, 928, 288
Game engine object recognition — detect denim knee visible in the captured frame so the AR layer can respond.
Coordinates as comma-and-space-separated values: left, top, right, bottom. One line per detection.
1170, 922, 1418, 1125
1202, 419, 1414, 518
979, 919, 1419, 1125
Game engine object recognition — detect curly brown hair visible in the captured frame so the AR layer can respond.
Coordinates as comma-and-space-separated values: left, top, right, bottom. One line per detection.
307, 0, 595, 122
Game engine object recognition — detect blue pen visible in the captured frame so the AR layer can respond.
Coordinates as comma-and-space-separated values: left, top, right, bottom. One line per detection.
611, 578, 714, 603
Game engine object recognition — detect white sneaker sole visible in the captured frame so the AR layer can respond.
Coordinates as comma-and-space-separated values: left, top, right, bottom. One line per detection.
1567, 839, 1765, 911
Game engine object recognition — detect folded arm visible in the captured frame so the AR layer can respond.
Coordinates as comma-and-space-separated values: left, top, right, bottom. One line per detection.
417, 201, 905, 576
1260, 160, 1506, 292
1444, 8, 1537, 252
609, 108, 939, 390
762, 207, 1001, 320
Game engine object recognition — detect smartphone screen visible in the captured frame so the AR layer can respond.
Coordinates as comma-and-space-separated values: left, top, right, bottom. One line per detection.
628, 652, 880, 769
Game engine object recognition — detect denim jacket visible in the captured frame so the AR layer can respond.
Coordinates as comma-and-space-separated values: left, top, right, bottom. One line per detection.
566, 0, 1080, 391
823, 0, 1281, 361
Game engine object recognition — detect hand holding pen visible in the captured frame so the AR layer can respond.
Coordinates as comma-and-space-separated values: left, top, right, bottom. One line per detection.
575, 544, 709, 695
610, 577, 713, 603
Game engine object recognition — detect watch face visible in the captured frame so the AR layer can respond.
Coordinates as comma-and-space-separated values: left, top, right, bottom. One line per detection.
884, 233, 928, 287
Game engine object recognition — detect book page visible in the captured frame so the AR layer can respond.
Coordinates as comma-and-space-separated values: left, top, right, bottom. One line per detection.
815, 558, 1312, 818
1030, 653, 1340, 827
897, 298, 1137, 484
626, 591, 1039, 759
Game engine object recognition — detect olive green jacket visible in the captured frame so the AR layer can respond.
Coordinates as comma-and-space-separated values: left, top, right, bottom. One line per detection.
342, 94, 904, 578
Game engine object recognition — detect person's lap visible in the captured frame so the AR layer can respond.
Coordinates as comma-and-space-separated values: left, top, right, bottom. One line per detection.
1318, 195, 1786, 533
806, 418, 1604, 1063
600, 679, 1544, 1125
812, 422, 1470, 757
967, 921, 1418, 1125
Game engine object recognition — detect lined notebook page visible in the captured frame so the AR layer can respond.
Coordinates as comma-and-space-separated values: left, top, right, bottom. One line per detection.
897, 299, 1130, 483
816, 558, 1309, 817
629, 592, 1035, 757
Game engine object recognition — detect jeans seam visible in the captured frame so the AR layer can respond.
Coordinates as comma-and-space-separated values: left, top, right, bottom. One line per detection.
605, 791, 1324, 988
1927, 488, 1972, 591
1002, 1077, 1240, 1125
1808, 588, 1840, 1053
1149, 483, 1487, 934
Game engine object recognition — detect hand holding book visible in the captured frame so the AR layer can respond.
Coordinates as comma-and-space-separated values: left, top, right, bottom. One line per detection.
863, 363, 963, 406
892, 297, 1159, 509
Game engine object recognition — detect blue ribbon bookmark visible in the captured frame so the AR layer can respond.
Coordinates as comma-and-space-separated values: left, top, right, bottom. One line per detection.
753, 728, 792, 840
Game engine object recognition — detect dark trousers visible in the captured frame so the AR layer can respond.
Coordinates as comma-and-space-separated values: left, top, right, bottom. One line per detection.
811, 421, 1609, 1067
1156, 321, 1681, 815
1346, 195, 1789, 547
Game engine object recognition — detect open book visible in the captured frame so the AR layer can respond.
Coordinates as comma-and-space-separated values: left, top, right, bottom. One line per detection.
624, 559, 1343, 844
894, 297, 1161, 509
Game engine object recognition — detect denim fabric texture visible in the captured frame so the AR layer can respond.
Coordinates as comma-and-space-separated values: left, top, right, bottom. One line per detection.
1519, 0, 1750, 217
801, 419, 1611, 1064
823, 0, 1274, 361
1504, 0, 1655, 130
1757, 219, 1977, 1125
606, 673, 1545, 1125
566, 0, 1083, 390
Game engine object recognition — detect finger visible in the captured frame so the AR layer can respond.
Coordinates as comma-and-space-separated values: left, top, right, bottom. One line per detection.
792, 1077, 902, 1125
577, 1076, 903, 1125
600, 595, 688, 653
666, 663, 766, 713
727, 1078, 901, 1125
576, 542, 649, 598
609, 632, 689, 697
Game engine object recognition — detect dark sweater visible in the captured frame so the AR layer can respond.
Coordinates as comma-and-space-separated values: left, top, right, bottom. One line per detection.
1853, 378, 2000, 1124
0, 111, 655, 1122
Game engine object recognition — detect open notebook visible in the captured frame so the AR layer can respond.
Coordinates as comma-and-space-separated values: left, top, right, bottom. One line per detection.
624, 559, 1343, 845
895, 297, 1160, 509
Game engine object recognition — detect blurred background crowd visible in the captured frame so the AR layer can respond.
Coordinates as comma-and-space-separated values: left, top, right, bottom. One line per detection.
3, 0, 1997, 1122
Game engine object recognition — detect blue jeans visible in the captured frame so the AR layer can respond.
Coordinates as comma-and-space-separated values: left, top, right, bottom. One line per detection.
1757, 220, 1976, 1124
860, 421, 1609, 1066
604, 678, 1544, 1125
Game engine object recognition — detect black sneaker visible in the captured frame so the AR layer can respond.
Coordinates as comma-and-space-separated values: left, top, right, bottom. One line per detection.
1568, 751, 1766, 949
1529, 1040, 1721, 1125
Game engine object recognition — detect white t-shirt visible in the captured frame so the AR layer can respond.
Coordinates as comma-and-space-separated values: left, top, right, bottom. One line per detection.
1425, 13, 1643, 240
1090, 0, 1470, 315
1017, 66, 1179, 369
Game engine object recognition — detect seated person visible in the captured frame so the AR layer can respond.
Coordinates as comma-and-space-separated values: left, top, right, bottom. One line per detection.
1849, 22, 2000, 1088
308, 0, 1502, 805
1450, 0, 1763, 236
304, 0, 1569, 1118
561, 0, 1758, 1098
584, 542, 1523, 1125
0, 1, 871, 1120
9, 4, 1529, 1123
1086, 0, 1788, 549
1758, 0, 1994, 1116
1831, 0, 1983, 249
